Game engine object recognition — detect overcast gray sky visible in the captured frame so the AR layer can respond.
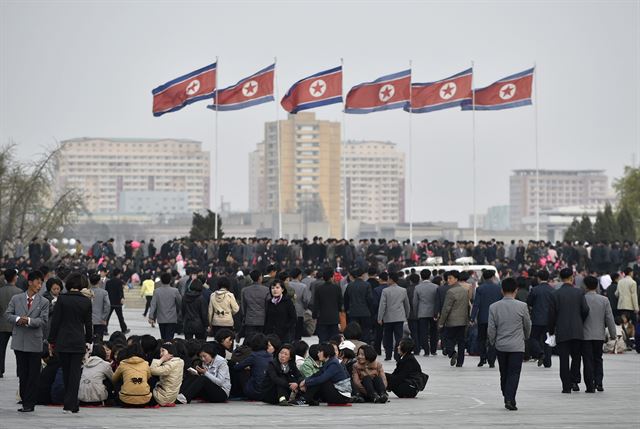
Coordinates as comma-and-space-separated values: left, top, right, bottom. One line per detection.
1, 0, 638, 226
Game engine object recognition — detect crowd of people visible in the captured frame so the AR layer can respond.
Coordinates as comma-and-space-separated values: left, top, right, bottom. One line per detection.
0, 235, 639, 413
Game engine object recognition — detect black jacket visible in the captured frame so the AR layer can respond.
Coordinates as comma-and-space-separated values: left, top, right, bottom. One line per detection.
344, 279, 372, 318
105, 278, 124, 306
388, 353, 422, 390
548, 283, 590, 342
312, 281, 343, 325
527, 282, 555, 326
181, 290, 208, 335
264, 295, 297, 342
48, 291, 93, 353
262, 358, 303, 392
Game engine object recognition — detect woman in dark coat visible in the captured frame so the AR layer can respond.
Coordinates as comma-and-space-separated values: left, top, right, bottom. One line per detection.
264, 280, 297, 344
181, 280, 208, 340
385, 338, 427, 398
261, 344, 304, 405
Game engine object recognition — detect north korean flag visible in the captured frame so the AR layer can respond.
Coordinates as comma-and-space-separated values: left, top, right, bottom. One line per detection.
406, 68, 472, 113
462, 68, 534, 111
345, 69, 411, 114
152, 63, 217, 117
281, 66, 342, 114
207, 64, 274, 111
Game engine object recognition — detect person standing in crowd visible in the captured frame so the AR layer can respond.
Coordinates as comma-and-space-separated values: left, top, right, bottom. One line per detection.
616, 267, 638, 323
313, 269, 343, 343
140, 273, 155, 317
344, 267, 372, 345
148, 272, 182, 341
241, 270, 269, 339
89, 273, 111, 341
264, 280, 297, 344
438, 270, 470, 367
5, 270, 49, 412
487, 277, 531, 411
208, 276, 239, 337
105, 268, 129, 334
548, 268, 590, 393
413, 269, 439, 356
0, 269, 22, 378
582, 276, 616, 393
605, 272, 620, 319
288, 268, 310, 341
471, 270, 502, 368
182, 280, 208, 340
48, 271, 93, 414
377, 271, 410, 361
527, 270, 555, 368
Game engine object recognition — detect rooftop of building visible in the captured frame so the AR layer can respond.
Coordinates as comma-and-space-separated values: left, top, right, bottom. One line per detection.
61, 137, 202, 144
343, 140, 397, 147
512, 169, 605, 176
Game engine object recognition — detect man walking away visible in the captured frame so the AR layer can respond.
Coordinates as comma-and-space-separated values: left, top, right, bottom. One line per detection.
105, 268, 129, 334
527, 270, 555, 368
0, 269, 23, 378
88, 273, 110, 341
413, 269, 439, 356
148, 272, 182, 341
471, 270, 503, 368
344, 267, 372, 344
240, 270, 270, 339
615, 267, 638, 324
377, 271, 410, 361
548, 268, 589, 393
313, 269, 342, 342
582, 276, 616, 393
438, 271, 470, 367
487, 277, 531, 411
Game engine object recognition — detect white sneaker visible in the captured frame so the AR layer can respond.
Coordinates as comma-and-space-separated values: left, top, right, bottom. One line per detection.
176, 393, 187, 404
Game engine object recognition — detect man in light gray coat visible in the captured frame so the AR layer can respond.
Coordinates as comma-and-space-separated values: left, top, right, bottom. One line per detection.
413, 269, 439, 356
438, 270, 470, 367
288, 268, 310, 340
5, 270, 49, 412
240, 270, 269, 339
149, 272, 182, 341
378, 271, 410, 361
89, 273, 111, 341
1, 269, 23, 378
582, 276, 616, 393
488, 277, 531, 411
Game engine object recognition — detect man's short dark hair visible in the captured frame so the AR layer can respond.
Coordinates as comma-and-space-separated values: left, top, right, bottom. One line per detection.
322, 269, 334, 282
249, 269, 262, 282
482, 270, 496, 280
160, 272, 172, 285
420, 269, 431, 280
537, 270, 550, 281
28, 270, 43, 282
389, 271, 401, 283
89, 273, 101, 286
584, 276, 598, 290
4, 269, 17, 284
112, 268, 122, 277
501, 277, 517, 293
623, 267, 633, 276
446, 270, 460, 280
249, 333, 268, 351
378, 272, 389, 281
290, 268, 302, 279
560, 268, 573, 280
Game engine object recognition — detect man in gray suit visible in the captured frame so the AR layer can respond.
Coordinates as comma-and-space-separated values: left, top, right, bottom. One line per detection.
488, 277, 531, 411
413, 269, 439, 356
582, 276, 616, 393
439, 270, 470, 367
89, 273, 111, 341
288, 268, 311, 340
1, 269, 23, 378
241, 270, 270, 339
378, 271, 410, 361
4, 270, 49, 412
149, 272, 182, 340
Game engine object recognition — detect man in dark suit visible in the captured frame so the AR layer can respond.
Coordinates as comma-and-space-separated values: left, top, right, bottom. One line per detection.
4, 270, 49, 412
312, 269, 342, 342
528, 270, 555, 368
48, 272, 93, 413
471, 270, 503, 368
344, 267, 372, 344
105, 268, 129, 333
548, 268, 590, 393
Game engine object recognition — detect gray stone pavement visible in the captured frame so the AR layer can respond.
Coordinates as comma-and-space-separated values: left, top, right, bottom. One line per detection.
1, 307, 638, 428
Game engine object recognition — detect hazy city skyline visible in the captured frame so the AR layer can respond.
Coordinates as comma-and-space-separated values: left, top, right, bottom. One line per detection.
1, 1, 638, 227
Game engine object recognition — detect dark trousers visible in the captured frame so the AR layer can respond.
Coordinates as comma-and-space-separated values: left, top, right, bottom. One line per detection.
316, 323, 339, 343
496, 350, 523, 403
15, 350, 41, 409
477, 323, 496, 365
93, 325, 106, 342
385, 372, 418, 398
184, 331, 207, 341
305, 380, 349, 404
142, 296, 152, 316
295, 317, 305, 341
529, 325, 551, 367
557, 339, 582, 390
408, 320, 419, 353
244, 325, 264, 341
0, 332, 11, 375
348, 316, 372, 344
446, 326, 466, 366
374, 322, 384, 354
181, 374, 228, 403
417, 317, 438, 355
440, 327, 450, 355
59, 352, 84, 412
106, 306, 128, 332
361, 375, 386, 401
581, 340, 604, 389
383, 321, 404, 360
262, 384, 294, 404
159, 323, 177, 341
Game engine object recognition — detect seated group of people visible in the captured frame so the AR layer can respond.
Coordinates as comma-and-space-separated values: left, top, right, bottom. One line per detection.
36, 325, 427, 407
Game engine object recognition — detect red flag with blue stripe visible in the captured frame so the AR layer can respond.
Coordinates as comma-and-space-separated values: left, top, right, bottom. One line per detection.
152, 63, 217, 117
406, 68, 472, 113
208, 64, 274, 111
345, 69, 411, 114
462, 68, 534, 111
281, 66, 342, 114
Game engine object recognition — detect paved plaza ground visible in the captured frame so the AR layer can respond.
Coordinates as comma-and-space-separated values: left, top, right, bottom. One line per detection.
0, 307, 638, 428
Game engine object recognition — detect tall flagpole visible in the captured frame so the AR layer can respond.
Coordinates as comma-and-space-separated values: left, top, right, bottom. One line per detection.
534, 62, 540, 241
214, 56, 219, 240
274, 56, 282, 239
471, 60, 477, 244
341, 58, 348, 240
408, 60, 413, 244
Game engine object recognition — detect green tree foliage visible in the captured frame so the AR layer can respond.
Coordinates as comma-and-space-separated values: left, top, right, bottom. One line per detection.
577, 214, 595, 243
564, 218, 580, 243
594, 203, 618, 242
617, 205, 636, 242
189, 210, 223, 240
613, 166, 640, 237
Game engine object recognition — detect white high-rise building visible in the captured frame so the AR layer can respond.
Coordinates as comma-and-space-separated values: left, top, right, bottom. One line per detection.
248, 142, 266, 213
54, 137, 210, 214
341, 140, 405, 224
